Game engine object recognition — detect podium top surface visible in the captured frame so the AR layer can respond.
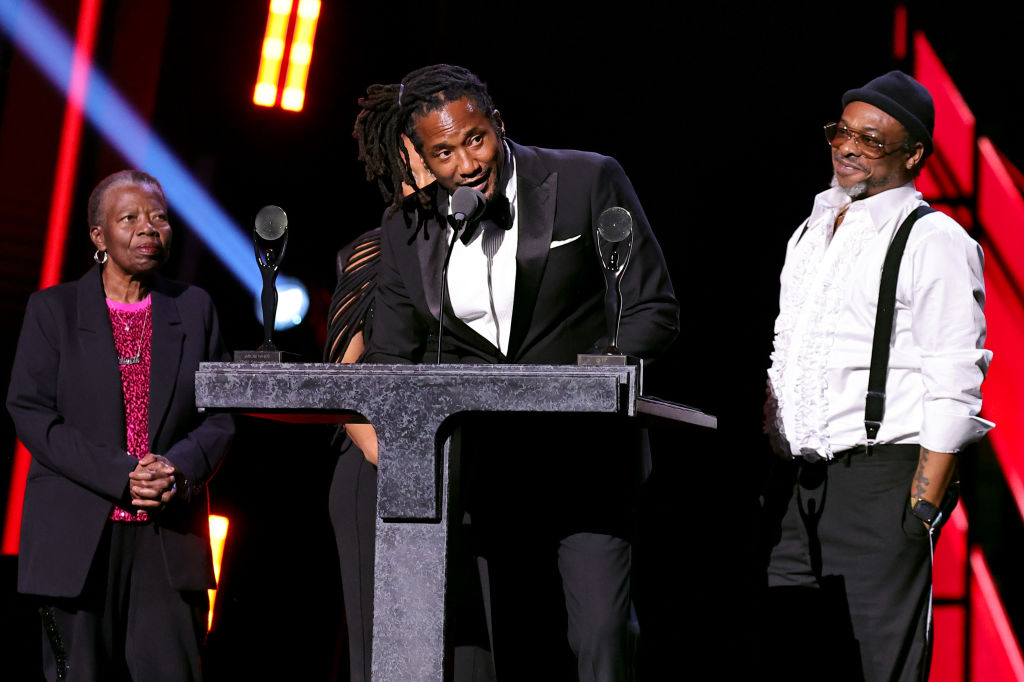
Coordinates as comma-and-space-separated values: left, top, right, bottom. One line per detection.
195, 361, 640, 418
195, 361, 715, 428
197, 361, 638, 379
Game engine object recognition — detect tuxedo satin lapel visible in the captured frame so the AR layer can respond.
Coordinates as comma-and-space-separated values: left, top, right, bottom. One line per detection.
442, 295, 507, 361
507, 143, 556, 360
414, 207, 447, 322
148, 281, 184, 449
77, 267, 126, 445
415, 197, 502, 359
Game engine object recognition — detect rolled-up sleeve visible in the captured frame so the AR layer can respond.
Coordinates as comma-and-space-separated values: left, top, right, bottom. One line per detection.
910, 219, 994, 452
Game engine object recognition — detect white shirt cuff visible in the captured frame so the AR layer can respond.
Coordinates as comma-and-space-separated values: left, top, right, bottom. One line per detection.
920, 411, 995, 453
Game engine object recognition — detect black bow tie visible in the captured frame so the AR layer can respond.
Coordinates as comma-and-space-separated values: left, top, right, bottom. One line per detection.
458, 194, 512, 245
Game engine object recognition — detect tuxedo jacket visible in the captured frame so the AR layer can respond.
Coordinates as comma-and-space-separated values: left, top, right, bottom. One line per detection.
6, 265, 234, 598
364, 142, 680, 533
365, 141, 680, 365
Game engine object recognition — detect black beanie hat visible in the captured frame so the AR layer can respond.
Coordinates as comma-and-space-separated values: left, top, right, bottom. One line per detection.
842, 70, 934, 158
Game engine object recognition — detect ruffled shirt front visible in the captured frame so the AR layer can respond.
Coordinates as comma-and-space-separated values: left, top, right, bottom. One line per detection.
766, 183, 993, 460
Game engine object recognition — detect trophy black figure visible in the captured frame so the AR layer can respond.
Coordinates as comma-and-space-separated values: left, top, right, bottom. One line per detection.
577, 206, 641, 370
235, 205, 296, 362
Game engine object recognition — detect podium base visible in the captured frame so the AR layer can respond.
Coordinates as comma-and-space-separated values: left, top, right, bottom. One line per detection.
233, 349, 303, 363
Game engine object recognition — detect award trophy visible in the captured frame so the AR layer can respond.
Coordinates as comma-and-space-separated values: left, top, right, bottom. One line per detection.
578, 206, 641, 371
235, 205, 299, 362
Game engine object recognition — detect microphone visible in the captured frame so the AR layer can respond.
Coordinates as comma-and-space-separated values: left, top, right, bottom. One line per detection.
449, 186, 487, 230
438, 186, 487, 363
253, 205, 289, 351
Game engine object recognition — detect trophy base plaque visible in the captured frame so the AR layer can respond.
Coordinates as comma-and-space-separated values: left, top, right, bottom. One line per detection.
576, 353, 641, 368
233, 349, 303, 363
577, 353, 643, 395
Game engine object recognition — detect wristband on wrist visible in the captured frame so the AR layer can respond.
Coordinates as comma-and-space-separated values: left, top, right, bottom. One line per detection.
910, 496, 940, 525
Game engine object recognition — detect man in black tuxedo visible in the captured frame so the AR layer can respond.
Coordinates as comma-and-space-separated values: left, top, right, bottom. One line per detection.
355, 64, 679, 681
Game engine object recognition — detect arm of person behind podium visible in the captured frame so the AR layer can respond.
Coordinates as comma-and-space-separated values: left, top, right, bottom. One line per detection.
338, 329, 379, 465
325, 229, 384, 464
362, 209, 430, 364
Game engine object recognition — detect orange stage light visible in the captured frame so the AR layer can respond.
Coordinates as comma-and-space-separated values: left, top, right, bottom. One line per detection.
207, 514, 230, 631
253, 0, 293, 108
280, 0, 319, 111
253, 0, 319, 112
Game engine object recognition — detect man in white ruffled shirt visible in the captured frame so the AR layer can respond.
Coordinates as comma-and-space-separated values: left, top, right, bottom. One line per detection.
760, 71, 993, 681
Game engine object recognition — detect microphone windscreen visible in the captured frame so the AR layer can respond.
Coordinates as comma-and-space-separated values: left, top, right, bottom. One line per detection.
451, 186, 487, 222
255, 205, 288, 240
597, 206, 632, 243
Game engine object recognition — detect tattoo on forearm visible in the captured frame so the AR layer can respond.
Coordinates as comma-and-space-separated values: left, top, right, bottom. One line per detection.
914, 448, 932, 497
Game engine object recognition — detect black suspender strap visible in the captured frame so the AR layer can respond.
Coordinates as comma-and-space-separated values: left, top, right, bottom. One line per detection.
864, 206, 936, 445
795, 220, 809, 245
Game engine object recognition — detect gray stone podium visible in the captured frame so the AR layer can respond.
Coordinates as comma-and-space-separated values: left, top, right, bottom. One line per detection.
194, 362, 715, 681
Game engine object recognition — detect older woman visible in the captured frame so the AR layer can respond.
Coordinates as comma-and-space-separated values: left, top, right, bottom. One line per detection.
6, 170, 234, 681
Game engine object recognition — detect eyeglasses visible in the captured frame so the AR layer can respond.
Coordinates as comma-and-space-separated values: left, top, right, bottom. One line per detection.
824, 122, 908, 159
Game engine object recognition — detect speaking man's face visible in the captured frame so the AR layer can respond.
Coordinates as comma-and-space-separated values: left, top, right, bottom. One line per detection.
412, 96, 505, 202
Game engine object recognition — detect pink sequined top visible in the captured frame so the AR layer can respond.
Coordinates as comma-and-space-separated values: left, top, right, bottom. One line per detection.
107, 296, 152, 522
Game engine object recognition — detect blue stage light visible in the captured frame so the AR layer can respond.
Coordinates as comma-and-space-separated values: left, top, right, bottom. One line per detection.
254, 274, 310, 331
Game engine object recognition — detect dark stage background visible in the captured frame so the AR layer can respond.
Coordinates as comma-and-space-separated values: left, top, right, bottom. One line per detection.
1, 1, 1021, 679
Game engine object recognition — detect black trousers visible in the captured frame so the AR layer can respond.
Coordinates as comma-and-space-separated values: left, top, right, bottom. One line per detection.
328, 443, 380, 682
462, 413, 640, 682
37, 521, 208, 682
329, 412, 641, 682
760, 445, 934, 682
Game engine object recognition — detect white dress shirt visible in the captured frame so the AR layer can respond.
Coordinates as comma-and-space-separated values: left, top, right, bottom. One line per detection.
766, 182, 994, 460
446, 144, 518, 355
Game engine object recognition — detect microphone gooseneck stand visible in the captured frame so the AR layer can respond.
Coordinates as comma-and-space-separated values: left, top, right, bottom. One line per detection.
437, 187, 487, 363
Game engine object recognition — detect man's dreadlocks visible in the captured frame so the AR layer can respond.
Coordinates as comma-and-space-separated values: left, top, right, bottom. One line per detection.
352, 64, 499, 216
